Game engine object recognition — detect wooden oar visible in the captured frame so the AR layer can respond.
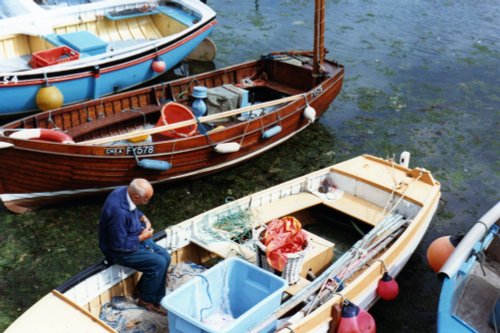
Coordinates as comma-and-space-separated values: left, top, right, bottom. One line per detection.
80, 94, 303, 145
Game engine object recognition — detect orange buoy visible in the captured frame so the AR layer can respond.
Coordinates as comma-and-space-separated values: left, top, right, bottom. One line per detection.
426, 235, 462, 273
337, 301, 376, 333
152, 57, 166, 73
377, 272, 399, 301
36, 83, 64, 111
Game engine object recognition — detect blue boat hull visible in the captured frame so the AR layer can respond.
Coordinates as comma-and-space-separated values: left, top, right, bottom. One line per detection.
0, 20, 216, 117
437, 223, 500, 333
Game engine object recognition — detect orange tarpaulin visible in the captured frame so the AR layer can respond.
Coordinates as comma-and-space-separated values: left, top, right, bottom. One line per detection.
263, 216, 307, 271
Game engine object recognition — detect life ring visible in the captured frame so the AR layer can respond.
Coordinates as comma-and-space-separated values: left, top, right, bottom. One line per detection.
9, 128, 74, 144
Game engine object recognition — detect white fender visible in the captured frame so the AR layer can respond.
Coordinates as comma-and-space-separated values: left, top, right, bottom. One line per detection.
303, 105, 316, 123
10, 128, 42, 140
214, 142, 241, 153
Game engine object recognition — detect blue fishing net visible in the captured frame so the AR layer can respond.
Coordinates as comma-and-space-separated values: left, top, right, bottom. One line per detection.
100, 296, 167, 333
100, 262, 207, 333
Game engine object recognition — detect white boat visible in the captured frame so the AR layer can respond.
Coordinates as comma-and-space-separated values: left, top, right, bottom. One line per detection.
5, 153, 441, 333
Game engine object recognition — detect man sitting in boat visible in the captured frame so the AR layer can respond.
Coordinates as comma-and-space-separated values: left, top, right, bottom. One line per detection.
98, 178, 170, 316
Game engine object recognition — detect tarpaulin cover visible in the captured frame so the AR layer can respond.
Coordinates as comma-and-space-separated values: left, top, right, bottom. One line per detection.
263, 216, 307, 271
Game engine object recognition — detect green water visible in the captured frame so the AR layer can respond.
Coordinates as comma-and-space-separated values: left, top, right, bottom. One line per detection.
1, 0, 499, 331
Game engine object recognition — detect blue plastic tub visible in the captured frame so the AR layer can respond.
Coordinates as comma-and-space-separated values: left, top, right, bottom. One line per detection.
161, 257, 287, 333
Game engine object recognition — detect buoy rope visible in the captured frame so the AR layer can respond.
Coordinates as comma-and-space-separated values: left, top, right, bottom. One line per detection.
373, 259, 388, 274
304, 214, 406, 316
382, 171, 423, 217
238, 118, 251, 146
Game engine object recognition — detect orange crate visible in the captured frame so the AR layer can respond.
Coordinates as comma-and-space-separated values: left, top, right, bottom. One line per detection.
30, 46, 80, 68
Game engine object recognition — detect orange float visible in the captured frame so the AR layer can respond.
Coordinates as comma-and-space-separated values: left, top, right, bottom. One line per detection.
426, 235, 462, 273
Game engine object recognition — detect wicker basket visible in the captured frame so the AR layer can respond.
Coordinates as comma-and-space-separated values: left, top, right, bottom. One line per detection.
255, 227, 310, 285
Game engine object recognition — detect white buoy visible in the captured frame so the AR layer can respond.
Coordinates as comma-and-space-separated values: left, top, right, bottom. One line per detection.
303, 105, 316, 123
399, 151, 411, 168
215, 142, 241, 153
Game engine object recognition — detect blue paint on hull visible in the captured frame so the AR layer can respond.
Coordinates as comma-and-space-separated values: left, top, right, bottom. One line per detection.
437, 225, 499, 333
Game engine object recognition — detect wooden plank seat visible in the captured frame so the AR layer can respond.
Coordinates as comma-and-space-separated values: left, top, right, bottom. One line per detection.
321, 192, 386, 226
263, 80, 304, 96
66, 104, 162, 139
253, 191, 385, 227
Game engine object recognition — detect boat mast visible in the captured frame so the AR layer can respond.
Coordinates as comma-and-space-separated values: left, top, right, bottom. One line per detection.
313, 0, 326, 78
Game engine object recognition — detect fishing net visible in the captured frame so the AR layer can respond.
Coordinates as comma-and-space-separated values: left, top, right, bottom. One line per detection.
100, 262, 207, 333
194, 204, 257, 258
167, 261, 207, 292
100, 296, 168, 333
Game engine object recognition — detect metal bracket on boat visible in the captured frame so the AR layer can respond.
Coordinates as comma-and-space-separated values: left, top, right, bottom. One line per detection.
128, 144, 171, 171
374, 259, 388, 274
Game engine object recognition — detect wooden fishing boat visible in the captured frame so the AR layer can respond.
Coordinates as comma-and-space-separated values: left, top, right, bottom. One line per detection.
0, 0, 216, 117
4, 153, 442, 333
0, 0, 343, 213
431, 202, 500, 333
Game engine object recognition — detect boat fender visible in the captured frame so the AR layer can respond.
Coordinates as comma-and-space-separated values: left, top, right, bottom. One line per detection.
261, 125, 282, 139
399, 151, 411, 168
152, 57, 166, 73
214, 142, 240, 153
36, 83, 64, 111
303, 105, 316, 123
376, 272, 399, 301
337, 301, 376, 333
10, 128, 74, 144
426, 235, 463, 273
137, 159, 172, 171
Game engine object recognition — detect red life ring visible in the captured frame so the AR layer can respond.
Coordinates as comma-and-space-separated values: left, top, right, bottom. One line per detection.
9, 128, 74, 144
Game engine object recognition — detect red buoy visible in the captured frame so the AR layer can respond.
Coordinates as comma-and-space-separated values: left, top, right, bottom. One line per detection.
426, 235, 462, 273
377, 272, 399, 301
337, 301, 376, 333
152, 57, 166, 73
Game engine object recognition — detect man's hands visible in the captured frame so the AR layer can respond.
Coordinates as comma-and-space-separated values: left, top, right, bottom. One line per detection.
139, 227, 154, 241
